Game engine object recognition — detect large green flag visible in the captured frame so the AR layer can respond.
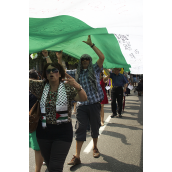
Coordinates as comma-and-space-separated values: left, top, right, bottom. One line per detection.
29, 15, 131, 70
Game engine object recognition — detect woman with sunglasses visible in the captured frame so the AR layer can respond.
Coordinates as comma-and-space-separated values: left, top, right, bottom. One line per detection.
29, 60, 87, 172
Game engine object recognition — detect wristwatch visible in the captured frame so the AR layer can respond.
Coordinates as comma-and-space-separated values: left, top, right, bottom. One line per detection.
77, 85, 83, 92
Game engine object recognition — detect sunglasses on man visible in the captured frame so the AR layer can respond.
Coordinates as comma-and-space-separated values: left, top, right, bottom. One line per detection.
46, 68, 59, 74
81, 58, 90, 62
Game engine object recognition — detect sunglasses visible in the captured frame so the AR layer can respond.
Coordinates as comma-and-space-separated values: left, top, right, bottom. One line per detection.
46, 68, 59, 74
81, 58, 90, 61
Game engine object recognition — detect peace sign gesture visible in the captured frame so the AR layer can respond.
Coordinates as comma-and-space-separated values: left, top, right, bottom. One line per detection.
63, 73, 87, 101
62, 73, 81, 90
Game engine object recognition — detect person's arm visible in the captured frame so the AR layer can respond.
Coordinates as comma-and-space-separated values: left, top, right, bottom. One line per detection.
83, 35, 105, 69
74, 88, 87, 102
56, 51, 63, 65
106, 79, 109, 86
62, 73, 87, 102
123, 84, 127, 93
124, 83, 128, 88
29, 79, 45, 100
42, 50, 52, 63
29, 79, 42, 88
55, 50, 76, 78
103, 77, 108, 83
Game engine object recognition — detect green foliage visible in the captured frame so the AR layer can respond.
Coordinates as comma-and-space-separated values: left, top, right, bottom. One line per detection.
68, 56, 79, 65
29, 51, 79, 70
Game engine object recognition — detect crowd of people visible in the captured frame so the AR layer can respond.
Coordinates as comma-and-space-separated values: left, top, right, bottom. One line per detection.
29, 35, 143, 172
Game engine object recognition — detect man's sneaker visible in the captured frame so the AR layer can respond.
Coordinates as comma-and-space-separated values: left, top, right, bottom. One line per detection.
93, 148, 100, 158
118, 114, 122, 118
67, 155, 81, 165
111, 114, 117, 118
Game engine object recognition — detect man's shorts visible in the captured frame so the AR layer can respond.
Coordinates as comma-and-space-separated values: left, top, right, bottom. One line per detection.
75, 102, 101, 141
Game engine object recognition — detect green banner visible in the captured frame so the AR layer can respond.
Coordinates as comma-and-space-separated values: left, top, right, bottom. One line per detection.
29, 15, 131, 70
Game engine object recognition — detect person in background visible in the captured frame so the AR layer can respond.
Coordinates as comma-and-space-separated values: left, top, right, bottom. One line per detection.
136, 78, 143, 96
123, 71, 130, 96
105, 79, 110, 98
37, 72, 42, 80
99, 71, 108, 126
119, 68, 124, 74
104, 68, 128, 118
130, 73, 133, 85
29, 69, 44, 172
123, 73, 129, 112
133, 74, 137, 87
104, 69, 112, 100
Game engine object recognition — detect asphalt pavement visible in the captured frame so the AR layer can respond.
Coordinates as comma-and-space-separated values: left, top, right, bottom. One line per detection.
29, 89, 143, 172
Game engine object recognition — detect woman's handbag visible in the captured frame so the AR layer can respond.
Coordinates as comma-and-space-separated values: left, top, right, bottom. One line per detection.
29, 100, 40, 133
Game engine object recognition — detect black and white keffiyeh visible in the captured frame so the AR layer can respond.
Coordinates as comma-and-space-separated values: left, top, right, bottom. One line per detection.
40, 82, 68, 127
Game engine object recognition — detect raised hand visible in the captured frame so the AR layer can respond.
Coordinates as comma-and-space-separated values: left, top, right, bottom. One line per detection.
42, 50, 48, 57
62, 73, 80, 90
55, 50, 63, 59
82, 35, 93, 46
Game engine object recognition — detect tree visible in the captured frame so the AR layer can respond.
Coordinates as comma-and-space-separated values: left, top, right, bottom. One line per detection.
60, 52, 79, 64
29, 51, 79, 71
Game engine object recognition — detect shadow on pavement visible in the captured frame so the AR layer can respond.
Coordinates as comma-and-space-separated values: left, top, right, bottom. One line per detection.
69, 153, 142, 172
137, 96, 143, 126
107, 123, 143, 131
138, 96, 143, 169
101, 130, 131, 145
124, 94, 143, 126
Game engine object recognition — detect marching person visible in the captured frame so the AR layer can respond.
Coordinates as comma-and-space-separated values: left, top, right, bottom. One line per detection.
104, 68, 128, 118
104, 69, 113, 100
133, 74, 137, 87
99, 71, 108, 126
29, 61, 87, 172
55, 35, 105, 165
136, 78, 143, 96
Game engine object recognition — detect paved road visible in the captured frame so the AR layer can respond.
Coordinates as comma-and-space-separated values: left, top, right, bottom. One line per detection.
29, 90, 143, 172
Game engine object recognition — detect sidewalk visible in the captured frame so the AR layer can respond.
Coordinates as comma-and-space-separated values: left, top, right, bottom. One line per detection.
29, 89, 143, 172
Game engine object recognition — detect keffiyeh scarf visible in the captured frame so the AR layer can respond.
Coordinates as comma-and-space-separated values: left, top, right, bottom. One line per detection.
76, 54, 98, 92
40, 82, 68, 128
